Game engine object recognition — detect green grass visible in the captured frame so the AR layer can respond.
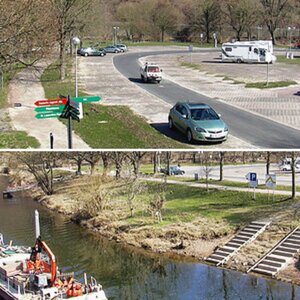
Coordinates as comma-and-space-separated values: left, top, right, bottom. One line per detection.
276, 55, 300, 65
166, 177, 298, 192
41, 59, 186, 148
245, 80, 297, 89
129, 182, 295, 227
0, 132, 40, 148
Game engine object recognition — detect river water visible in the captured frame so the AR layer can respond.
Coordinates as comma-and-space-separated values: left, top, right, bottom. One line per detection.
0, 176, 299, 300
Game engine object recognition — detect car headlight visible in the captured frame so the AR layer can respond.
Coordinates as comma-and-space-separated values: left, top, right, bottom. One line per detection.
195, 127, 206, 133
224, 126, 229, 132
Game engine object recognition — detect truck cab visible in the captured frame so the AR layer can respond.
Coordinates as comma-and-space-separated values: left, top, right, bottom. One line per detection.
140, 63, 162, 83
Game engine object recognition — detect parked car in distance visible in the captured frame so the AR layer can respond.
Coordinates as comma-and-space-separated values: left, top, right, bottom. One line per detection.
160, 166, 185, 175
140, 63, 162, 83
168, 102, 229, 143
115, 44, 128, 52
79, 47, 106, 57
104, 45, 122, 53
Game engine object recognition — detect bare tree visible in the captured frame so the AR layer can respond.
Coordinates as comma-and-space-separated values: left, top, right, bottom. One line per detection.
190, 0, 221, 43
0, 0, 55, 70
126, 152, 146, 178
259, 0, 291, 45
123, 177, 147, 217
84, 152, 101, 175
224, 0, 258, 41
151, 0, 182, 42
49, 0, 91, 80
18, 152, 56, 195
111, 152, 127, 179
149, 177, 167, 223
65, 152, 86, 174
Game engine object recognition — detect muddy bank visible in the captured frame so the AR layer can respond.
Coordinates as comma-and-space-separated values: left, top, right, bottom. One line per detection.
30, 178, 300, 286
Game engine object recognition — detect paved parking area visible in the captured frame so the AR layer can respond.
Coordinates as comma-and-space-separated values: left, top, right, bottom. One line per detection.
143, 51, 300, 130
78, 48, 253, 149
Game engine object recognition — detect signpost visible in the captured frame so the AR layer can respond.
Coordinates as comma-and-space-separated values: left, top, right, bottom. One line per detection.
35, 105, 65, 113
34, 94, 101, 149
265, 174, 276, 200
246, 172, 258, 199
34, 98, 67, 107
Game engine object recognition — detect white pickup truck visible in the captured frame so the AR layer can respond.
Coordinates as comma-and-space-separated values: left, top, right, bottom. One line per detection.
140, 63, 162, 83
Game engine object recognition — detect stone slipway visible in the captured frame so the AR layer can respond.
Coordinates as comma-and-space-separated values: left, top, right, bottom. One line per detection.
8, 59, 89, 149
78, 47, 253, 149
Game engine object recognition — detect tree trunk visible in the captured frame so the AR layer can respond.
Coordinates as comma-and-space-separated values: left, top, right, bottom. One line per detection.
266, 152, 271, 175
153, 152, 158, 174
291, 152, 296, 199
219, 152, 225, 181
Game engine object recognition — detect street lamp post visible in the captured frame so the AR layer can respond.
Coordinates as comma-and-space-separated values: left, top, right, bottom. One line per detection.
72, 37, 82, 118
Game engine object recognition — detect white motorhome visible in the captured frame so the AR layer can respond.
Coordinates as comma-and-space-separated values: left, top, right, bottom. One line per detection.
221, 40, 276, 63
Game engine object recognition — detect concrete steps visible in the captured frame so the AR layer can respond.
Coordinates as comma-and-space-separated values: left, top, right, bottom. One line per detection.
206, 221, 270, 266
248, 227, 300, 277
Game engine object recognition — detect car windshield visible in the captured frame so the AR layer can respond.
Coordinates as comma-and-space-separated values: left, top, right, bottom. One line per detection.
148, 67, 159, 72
190, 108, 219, 121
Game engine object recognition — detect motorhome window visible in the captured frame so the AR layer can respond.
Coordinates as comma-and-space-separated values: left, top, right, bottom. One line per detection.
260, 49, 266, 56
249, 47, 252, 51
254, 48, 258, 54
225, 47, 232, 52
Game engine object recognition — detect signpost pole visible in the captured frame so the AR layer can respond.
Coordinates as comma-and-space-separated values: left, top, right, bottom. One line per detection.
67, 95, 73, 149
50, 133, 54, 149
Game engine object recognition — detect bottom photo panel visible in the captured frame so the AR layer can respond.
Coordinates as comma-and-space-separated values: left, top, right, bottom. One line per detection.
0, 151, 300, 300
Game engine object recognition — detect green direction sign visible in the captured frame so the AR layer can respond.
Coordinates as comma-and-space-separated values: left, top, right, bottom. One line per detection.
71, 96, 101, 103
35, 112, 62, 119
35, 105, 65, 113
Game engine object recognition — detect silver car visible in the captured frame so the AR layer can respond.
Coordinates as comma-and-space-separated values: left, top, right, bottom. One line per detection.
104, 45, 122, 53
115, 44, 128, 52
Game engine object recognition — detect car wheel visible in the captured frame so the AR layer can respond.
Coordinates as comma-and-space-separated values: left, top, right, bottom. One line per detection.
85, 53, 88, 57
237, 59, 242, 63
186, 129, 193, 143
115, 50, 118, 53
157, 80, 161, 84
100, 53, 104, 57
168, 117, 174, 130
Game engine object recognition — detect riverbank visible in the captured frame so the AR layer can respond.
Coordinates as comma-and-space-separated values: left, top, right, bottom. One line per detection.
30, 175, 300, 286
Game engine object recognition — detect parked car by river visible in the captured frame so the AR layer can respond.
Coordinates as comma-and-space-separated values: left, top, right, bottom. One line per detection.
160, 166, 185, 175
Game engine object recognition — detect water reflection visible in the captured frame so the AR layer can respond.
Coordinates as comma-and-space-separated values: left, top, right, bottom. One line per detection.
0, 176, 299, 300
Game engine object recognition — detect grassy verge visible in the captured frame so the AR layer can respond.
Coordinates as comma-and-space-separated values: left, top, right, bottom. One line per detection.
41, 59, 186, 148
165, 177, 298, 192
0, 132, 40, 148
0, 63, 40, 149
245, 80, 297, 89
276, 55, 300, 65
53, 176, 297, 230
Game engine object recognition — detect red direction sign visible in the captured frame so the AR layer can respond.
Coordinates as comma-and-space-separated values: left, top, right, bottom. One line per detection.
35, 98, 67, 107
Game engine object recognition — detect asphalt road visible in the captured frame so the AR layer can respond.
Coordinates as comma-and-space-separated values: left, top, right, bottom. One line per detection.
114, 50, 300, 148
178, 163, 299, 186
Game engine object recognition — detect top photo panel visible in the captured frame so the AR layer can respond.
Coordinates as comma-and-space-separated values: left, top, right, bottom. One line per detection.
1, 0, 300, 150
